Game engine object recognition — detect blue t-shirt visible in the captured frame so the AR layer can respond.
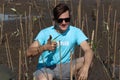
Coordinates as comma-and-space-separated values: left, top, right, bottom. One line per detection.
35, 25, 88, 69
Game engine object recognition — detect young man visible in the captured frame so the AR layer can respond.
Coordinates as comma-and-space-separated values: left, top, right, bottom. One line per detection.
27, 3, 94, 80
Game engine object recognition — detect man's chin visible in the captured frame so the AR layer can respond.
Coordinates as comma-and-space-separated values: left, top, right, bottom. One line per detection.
61, 28, 67, 31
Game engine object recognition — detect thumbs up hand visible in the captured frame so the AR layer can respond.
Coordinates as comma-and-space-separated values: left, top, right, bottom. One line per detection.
44, 35, 57, 51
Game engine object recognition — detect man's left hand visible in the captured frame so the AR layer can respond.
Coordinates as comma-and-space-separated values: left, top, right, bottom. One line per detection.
77, 65, 89, 80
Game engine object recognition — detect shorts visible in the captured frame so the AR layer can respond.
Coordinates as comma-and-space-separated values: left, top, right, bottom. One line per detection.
33, 60, 76, 80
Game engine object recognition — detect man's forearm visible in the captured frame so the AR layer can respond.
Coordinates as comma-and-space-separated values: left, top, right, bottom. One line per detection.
27, 41, 57, 57
27, 45, 46, 57
84, 49, 94, 68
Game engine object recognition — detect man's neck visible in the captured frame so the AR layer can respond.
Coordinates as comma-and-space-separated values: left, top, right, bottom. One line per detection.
54, 25, 65, 33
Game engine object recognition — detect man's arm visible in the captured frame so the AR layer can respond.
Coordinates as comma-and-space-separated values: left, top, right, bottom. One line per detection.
78, 40, 94, 80
81, 41, 94, 68
27, 40, 57, 57
26, 41, 46, 57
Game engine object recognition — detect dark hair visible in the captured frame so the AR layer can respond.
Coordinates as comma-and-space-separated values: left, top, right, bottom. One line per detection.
53, 3, 70, 21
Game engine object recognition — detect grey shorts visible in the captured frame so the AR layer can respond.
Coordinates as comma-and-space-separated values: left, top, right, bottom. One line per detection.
33, 60, 76, 80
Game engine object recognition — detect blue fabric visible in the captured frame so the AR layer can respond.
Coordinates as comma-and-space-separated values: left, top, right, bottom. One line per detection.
35, 25, 88, 68
36, 63, 56, 70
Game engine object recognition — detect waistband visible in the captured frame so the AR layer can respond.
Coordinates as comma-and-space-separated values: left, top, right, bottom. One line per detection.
36, 63, 56, 70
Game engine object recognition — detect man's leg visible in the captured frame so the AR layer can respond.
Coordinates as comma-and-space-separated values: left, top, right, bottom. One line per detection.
36, 73, 53, 80
33, 68, 54, 80
72, 57, 84, 74
52, 58, 84, 80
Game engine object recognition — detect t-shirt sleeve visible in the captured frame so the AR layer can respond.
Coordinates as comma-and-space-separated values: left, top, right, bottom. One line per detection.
34, 30, 45, 45
76, 28, 88, 45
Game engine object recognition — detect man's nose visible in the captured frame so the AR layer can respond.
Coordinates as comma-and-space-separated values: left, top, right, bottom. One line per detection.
62, 20, 66, 23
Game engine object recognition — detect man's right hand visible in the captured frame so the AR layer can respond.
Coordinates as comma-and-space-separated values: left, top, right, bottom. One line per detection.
44, 35, 57, 51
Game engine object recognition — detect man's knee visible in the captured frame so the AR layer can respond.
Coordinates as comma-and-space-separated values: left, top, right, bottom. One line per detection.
72, 57, 85, 72
34, 73, 53, 80
76, 57, 85, 64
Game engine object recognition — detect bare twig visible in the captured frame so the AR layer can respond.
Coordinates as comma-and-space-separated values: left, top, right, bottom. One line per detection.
70, 0, 74, 22
95, 0, 99, 43
70, 51, 73, 80
107, 5, 112, 67
85, 14, 90, 41
5, 37, 10, 69
112, 10, 117, 78
47, 0, 52, 24
20, 15, 29, 79
91, 30, 95, 48
102, 4, 105, 26
0, 4, 4, 44
112, 10, 117, 47
18, 50, 22, 80
54, 0, 57, 6
59, 41, 62, 80
112, 22, 118, 78
78, 0, 82, 27
5, 34, 14, 71
24, 11, 28, 49
33, 1, 45, 29
28, 6, 32, 45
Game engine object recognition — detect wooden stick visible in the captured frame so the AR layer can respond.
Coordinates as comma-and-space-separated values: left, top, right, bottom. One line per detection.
5, 34, 14, 71
118, 46, 120, 80
70, 0, 74, 22
111, 10, 117, 78
5, 36, 11, 69
102, 4, 105, 25
78, 0, 82, 27
112, 22, 118, 78
28, 5, 34, 45
20, 15, 29, 79
59, 41, 62, 80
18, 50, 22, 80
107, 5, 111, 67
33, 1, 45, 29
112, 10, 117, 47
70, 51, 73, 80
81, 15, 84, 32
54, 0, 57, 6
85, 14, 90, 41
0, 4, 4, 44
95, 0, 99, 43
25, 11, 28, 48
91, 30, 95, 48
47, 0, 52, 24
119, 44, 120, 80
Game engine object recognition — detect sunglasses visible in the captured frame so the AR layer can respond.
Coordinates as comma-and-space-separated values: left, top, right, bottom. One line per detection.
57, 18, 70, 23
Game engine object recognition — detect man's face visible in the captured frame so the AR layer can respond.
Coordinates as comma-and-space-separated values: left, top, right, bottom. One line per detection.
57, 11, 70, 32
